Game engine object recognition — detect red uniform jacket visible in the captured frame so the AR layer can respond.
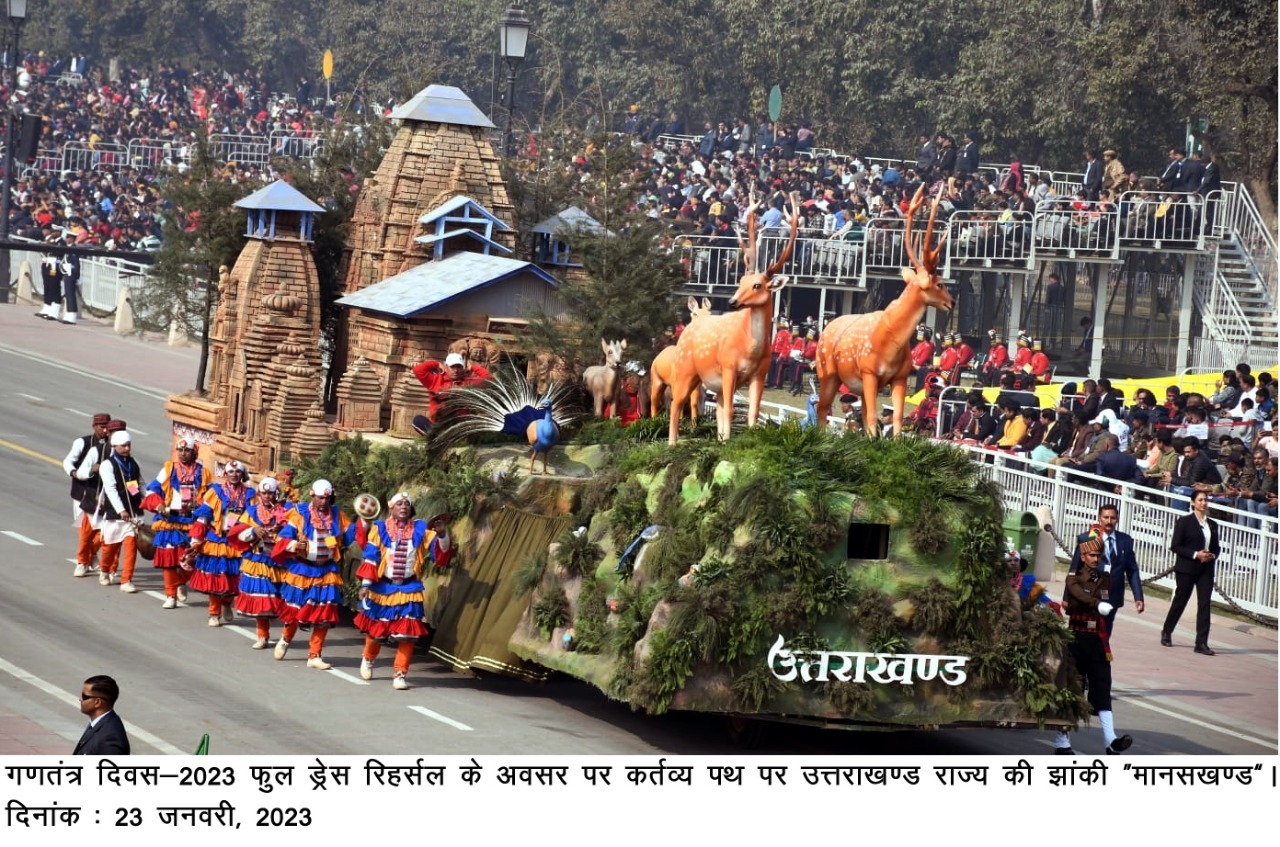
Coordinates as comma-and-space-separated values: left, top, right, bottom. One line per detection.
910, 340, 935, 368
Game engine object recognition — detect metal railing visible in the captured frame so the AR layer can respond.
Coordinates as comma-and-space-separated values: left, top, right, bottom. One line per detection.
210, 133, 272, 169
9, 238, 148, 313
61, 141, 129, 174
269, 129, 324, 159
127, 139, 187, 171
946, 441, 1277, 618
1116, 190, 1207, 251
943, 210, 1035, 273
1032, 200, 1122, 260
1227, 186, 1278, 299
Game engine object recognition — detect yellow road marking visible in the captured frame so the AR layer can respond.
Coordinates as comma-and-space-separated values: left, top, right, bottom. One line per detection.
0, 437, 62, 467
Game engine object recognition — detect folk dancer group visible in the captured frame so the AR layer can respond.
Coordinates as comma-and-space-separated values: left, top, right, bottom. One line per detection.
61, 414, 453, 689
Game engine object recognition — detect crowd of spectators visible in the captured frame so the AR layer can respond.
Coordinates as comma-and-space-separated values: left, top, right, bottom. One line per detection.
2, 50, 337, 252
936, 363, 1277, 529
590, 107, 1224, 257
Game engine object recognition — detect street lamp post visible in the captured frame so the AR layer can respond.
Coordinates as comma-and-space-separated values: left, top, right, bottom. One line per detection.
0, 0, 28, 303
498, 5, 530, 158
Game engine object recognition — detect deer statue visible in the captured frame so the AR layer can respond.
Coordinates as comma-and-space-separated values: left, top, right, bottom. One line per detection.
668, 193, 800, 444
582, 338, 628, 417
814, 182, 954, 436
649, 296, 712, 420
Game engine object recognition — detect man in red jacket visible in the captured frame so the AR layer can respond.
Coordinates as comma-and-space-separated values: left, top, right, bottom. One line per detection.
951, 333, 975, 385
412, 353, 492, 429
982, 329, 1009, 385
911, 325, 935, 390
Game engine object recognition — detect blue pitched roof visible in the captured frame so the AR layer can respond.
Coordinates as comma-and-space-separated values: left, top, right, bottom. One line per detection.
234, 179, 325, 212
419, 195, 510, 229
334, 253, 559, 319
531, 206, 606, 236
390, 84, 496, 129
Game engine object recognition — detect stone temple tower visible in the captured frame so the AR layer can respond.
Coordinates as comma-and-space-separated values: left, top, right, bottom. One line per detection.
166, 179, 329, 474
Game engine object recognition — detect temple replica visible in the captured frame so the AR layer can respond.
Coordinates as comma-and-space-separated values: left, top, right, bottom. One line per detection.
333, 84, 566, 437
165, 83, 573, 468
165, 179, 332, 471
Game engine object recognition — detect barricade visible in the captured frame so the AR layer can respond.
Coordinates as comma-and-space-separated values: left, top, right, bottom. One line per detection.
61, 141, 129, 174
268, 129, 323, 159
672, 232, 866, 290
127, 139, 182, 171
1117, 190, 1206, 251
211, 133, 271, 169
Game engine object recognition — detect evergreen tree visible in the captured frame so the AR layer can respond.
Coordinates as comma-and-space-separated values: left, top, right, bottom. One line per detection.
132, 133, 249, 393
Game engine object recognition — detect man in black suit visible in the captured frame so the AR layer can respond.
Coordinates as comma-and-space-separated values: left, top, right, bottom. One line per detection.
1095, 377, 1123, 415
73, 675, 131, 755
1159, 147, 1187, 190
956, 131, 980, 178
1081, 149, 1103, 200
1068, 503, 1145, 633
1161, 489, 1220, 654
1181, 150, 1206, 195
1094, 436, 1143, 492
915, 133, 937, 180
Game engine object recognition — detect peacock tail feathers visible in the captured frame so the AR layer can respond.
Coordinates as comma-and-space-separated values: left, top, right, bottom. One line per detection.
435, 365, 582, 447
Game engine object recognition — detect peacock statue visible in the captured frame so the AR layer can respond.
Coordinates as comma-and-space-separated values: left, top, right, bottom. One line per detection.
435, 366, 582, 474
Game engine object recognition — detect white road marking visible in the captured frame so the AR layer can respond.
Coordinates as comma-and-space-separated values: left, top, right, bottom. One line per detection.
408, 705, 474, 731
129, 428, 149, 436
1, 531, 43, 546
1113, 689, 1276, 750
64, 407, 90, 417
0, 343, 170, 401
16, 392, 44, 402
0, 656, 186, 755
326, 669, 370, 686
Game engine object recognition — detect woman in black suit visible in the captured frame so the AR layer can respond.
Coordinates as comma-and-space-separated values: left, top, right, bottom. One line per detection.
1161, 490, 1220, 654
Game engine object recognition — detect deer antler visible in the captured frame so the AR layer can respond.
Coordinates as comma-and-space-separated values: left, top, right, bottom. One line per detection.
904, 179, 950, 276
737, 189, 759, 272
765, 191, 801, 278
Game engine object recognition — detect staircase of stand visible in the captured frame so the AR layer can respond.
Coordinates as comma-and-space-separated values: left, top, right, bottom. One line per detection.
1194, 188, 1278, 370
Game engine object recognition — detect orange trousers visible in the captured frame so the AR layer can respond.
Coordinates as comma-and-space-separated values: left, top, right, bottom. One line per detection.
100, 536, 137, 584
162, 568, 192, 598
280, 622, 328, 658
363, 638, 416, 675
76, 514, 102, 566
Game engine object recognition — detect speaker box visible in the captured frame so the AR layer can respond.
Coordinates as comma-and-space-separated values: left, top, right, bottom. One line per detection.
15, 114, 43, 164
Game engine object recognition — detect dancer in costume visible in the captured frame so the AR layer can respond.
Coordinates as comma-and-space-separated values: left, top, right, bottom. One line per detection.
228, 477, 291, 648
355, 493, 454, 689
188, 461, 254, 627
1051, 526, 1133, 756
140, 438, 213, 608
272, 479, 366, 669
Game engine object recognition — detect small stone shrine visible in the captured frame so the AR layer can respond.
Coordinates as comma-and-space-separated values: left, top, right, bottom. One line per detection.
165, 179, 328, 472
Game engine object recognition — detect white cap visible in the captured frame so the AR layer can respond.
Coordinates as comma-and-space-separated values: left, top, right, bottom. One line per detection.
388, 492, 412, 506
110, 431, 132, 446
224, 460, 247, 476
1092, 411, 1114, 427
257, 477, 279, 493
444, 352, 466, 367
311, 479, 334, 497
176, 437, 197, 450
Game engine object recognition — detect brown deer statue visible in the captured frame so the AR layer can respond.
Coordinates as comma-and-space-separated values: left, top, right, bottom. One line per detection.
814, 182, 954, 436
668, 193, 800, 444
582, 338, 628, 418
649, 296, 712, 420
